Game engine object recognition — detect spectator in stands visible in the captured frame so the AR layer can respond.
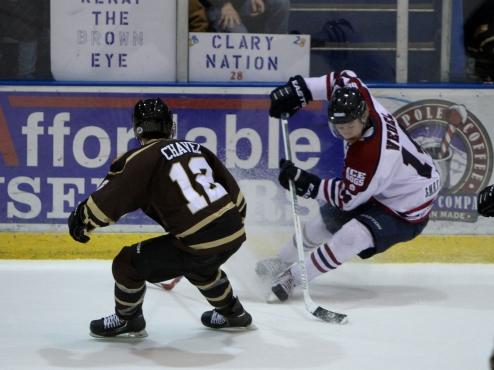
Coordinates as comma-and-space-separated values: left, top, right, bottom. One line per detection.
202, 0, 290, 34
190, 0, 211, 32
463, 0, 494, 82
0, 0, 47, 80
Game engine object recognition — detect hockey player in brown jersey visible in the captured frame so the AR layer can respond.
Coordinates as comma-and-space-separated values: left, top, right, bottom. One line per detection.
68, 98, 252, 337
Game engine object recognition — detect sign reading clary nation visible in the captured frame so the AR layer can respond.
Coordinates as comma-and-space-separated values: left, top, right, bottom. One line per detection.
50, 0, 176, 81
188, 32, 310, 82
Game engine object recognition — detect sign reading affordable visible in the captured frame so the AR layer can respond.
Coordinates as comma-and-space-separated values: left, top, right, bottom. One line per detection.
188, 32, 310, 82
50, 0, 176, 81
0, 88, 333, 231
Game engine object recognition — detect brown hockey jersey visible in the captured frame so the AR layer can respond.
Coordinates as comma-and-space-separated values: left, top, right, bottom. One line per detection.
81, 138, 247, 254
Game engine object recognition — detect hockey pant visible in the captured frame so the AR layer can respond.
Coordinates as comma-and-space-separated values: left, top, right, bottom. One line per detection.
111, 234, 241, 319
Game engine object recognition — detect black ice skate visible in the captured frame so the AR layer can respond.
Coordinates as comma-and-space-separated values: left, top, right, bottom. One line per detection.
201, 297, 252, 329
271, 267, 295, 302
90, 313, 147, 338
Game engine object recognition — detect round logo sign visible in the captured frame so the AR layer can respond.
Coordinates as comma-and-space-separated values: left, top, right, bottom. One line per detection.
393, 99, 492, 222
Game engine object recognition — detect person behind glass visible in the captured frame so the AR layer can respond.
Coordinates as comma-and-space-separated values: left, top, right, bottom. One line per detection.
463, 0, 494, 82
0, 0, 43, 79
189, 0, 210, 32
203, 0, 290, 34
256, 70, 441, 302
68, 98, 252, 337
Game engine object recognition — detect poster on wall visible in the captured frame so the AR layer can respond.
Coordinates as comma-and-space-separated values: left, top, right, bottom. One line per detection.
188, 32, 310, 82
50, 0, 176, 81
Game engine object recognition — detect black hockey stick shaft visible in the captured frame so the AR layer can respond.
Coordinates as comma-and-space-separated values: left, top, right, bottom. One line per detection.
280, 113, 347, 324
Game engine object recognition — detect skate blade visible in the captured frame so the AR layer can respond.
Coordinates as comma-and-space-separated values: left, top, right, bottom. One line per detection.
205, 324, 258, 332
90, 329, 148, 339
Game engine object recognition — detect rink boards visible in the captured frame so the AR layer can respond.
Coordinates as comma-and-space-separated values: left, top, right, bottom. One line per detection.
0, 84, 493, 261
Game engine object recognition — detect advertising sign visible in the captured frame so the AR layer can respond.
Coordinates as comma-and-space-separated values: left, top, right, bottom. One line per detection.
50, 0, 176, 81
188, 32, 310, 82
0, 88, 333, 231
393, 99, 492, 223
1, 86, 493, 234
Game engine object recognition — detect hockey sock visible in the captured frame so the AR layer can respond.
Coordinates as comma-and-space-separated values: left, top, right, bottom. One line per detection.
114, 281, 146, 319
303, 218, 375, 281
192, 269, 235, 310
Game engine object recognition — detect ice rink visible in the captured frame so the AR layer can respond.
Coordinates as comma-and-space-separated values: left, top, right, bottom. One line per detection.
3, 247, 494, 370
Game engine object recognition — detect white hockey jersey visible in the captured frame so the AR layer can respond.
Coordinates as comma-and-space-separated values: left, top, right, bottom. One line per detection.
305, 70, 441, 223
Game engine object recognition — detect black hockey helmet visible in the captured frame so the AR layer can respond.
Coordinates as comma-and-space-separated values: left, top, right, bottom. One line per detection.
328, 87, 366, 124
328, 87, 367, 139
133, 98, 175, 141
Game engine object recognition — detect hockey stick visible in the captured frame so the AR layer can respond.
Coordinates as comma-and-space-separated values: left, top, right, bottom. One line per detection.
280, 113, 348, 324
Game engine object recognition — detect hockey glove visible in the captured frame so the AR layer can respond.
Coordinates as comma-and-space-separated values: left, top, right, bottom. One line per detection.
278, 159, 321, 199
269, 75, 313, 118
478, 184, 494, 217
68, 200, 91, 243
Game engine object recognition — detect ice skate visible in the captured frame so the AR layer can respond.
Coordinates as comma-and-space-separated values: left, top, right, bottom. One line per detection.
271, 267, 295, 302
90, 313, 147, 338
255, 257, 290, 280
201, 297, 252, 329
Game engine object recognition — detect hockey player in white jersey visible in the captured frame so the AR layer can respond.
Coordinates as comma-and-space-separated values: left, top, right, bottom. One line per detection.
257, 70, 441, 301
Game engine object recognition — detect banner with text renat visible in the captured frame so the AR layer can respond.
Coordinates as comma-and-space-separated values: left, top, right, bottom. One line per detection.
50, 0, 176, 81
188, 32, 310, 82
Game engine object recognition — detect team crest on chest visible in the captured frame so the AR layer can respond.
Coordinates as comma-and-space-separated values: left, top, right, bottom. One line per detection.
393, 99, 493, 222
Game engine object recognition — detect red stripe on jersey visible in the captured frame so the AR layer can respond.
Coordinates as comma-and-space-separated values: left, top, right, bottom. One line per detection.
376, 200, 433, 224
401, 198, 435, 215
323, 179, 330, 203
326, 74, 333, 101
336, 181, 343, 208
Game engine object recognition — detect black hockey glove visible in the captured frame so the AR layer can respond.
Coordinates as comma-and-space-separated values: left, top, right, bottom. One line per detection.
269, 75, 313, 118
478, 184, 494, 217
68, 200, 91, 243
278, 159, 321, 199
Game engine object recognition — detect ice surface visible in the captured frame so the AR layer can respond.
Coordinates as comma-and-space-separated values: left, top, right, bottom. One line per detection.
2, 248, 494, 370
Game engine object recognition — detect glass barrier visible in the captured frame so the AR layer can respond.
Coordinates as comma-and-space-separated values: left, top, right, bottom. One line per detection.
0, 0, 51, 80
0, 0, 492, 84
